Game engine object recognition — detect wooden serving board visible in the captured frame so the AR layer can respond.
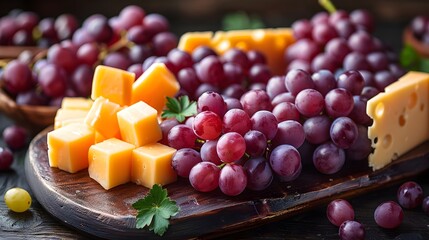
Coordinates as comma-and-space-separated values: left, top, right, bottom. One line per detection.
25, 127, 429, 239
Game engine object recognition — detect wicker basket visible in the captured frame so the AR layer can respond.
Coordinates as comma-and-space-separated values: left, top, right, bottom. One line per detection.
403, 27, 429, 58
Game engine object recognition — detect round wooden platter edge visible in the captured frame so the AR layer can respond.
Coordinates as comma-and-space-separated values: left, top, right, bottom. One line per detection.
24, 127, 429, 239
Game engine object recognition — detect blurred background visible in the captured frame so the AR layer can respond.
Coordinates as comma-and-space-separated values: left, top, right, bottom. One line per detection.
1, 0, 428, 51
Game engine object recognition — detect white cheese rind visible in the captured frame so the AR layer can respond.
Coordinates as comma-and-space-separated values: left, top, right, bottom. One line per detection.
367, 71, 429, 170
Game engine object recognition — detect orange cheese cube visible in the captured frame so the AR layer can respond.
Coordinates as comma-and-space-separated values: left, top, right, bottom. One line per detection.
61, 118, 86, 127
61, 97, 93, 110
84, 97, 122, 139
88, 138, 135, 190
54, 108, 89, 129
117, 101, 162, 147
94, 131, 121, 144
178, 28, 295, 75
47, 123, 95, 173
131, 143, 177, 188
131, 63, 180, 113
91, 65, 135, 106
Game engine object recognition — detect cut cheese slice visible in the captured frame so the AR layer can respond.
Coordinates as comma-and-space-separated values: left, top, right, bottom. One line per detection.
61, 97, 93, 110
367, 71, 429, 170
54, 108, 89, 129
178, 28, 295, 75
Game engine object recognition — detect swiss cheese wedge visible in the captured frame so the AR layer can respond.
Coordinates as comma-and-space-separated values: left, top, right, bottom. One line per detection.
367, 71, 429, 170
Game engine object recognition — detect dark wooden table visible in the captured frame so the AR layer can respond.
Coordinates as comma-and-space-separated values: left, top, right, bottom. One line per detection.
1, 113, 429, 240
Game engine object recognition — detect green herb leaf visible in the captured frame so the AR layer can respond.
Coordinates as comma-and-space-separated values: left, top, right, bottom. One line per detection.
222, 11, 265, 31
132, 184, 179, 236
420, 58, 429, 72
400, 44, 429, 73
400, 45, 421, 70
161, 96, 197, 122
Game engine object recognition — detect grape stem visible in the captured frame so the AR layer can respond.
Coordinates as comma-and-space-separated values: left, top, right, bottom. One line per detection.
319, 0, 337, 13
218, 163, 226, 169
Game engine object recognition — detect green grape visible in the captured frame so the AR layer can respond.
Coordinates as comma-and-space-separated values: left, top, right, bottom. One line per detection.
4, 187, 32, 213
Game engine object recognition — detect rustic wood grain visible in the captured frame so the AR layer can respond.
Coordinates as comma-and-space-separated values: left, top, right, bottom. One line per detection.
23, 126, 429, 239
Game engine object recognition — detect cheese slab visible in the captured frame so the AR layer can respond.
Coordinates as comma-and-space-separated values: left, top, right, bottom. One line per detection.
367, 71, 429, 170
61, 97, 93, 110
178, 28, 295, 75
54, 108, 89, 129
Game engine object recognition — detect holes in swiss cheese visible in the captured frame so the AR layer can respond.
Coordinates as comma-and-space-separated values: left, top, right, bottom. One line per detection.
382, 134, 392, 149
399, 114, 406, 126
375, 102, 384, 119
408, 92, 417, 109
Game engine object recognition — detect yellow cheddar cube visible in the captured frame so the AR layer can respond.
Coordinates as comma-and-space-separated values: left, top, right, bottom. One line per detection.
61, 118, 86, 127
54, 108, 89, 129
132, 143, 177, 188
84, 97, 122, 139
61, 97, 93, 110
94, 131, 121, 144
117, 101, 162, 147
88, 138, 135, 190
131, 63, 180, 113
91, 65, 135, 106
47, 123, 95, 173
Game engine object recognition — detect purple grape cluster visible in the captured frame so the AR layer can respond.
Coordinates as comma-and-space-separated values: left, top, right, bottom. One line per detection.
268, 68, 375, 174
0, 9, 78, 46
166, 90, 286, 196
0, 5, 177, 107
286, 9, 406, 84
164, 13, 406, 193
410, 16, 429, 44
166, 66, 375, 195
152, 46, 272, 101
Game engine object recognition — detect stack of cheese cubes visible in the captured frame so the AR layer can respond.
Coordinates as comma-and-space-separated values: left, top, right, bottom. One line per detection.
47, 63, 180, 190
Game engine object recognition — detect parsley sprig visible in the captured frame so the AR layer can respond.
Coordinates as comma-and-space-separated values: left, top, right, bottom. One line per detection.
222, 11, 264, 31
161, 95, 197, 122
400, 44, 429, 73
132, 184, 179, 236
